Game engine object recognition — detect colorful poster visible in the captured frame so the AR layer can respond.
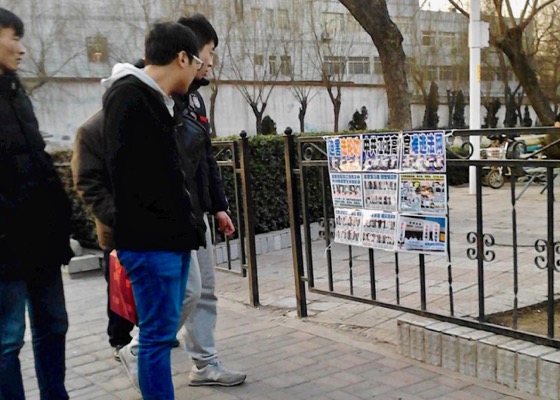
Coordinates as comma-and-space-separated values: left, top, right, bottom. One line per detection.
363, 173, 398, 212
399, 174, 447, 214
330, 173, 363, 207
400, 131, 446, 173
396, 215, 447, 254
334, 208, 362, 246
362, 133, 400, 172
327, 135, 362, 172
361, 210, 397, 250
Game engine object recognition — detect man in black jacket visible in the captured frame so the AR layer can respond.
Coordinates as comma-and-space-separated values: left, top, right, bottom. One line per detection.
0, 8, 73, 400
102, 22, 204, 400
118, 14, 245, 390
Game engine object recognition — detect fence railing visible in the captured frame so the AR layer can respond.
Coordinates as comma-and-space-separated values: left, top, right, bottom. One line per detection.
284, 127, 560, 348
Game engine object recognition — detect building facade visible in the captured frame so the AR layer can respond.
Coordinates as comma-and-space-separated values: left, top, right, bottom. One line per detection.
6, 0, 524, 145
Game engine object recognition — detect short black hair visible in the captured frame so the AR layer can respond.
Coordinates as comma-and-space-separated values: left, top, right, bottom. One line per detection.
0, 8, 24, 37
177, 14, 219, 50
144, 21, 198, 66
556, 113, 560, 123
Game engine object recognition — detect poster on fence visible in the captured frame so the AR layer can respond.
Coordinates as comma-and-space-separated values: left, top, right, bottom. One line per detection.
400, 131, 446, 173
399, 174, 447, 215
361, 210, 397, 250
363, 173, 398, 212
334, 208, 362, 246
362, 132, 400, 172
326, 135, 362, 172
330, 173, 363, 207
396, 215, 447, 254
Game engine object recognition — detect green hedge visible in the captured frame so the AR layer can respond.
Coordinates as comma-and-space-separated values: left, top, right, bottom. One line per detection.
51, 134, 468, 247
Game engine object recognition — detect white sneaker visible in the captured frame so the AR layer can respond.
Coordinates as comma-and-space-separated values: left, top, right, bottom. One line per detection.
188, 361, 246, 386
119, 344, 140, 393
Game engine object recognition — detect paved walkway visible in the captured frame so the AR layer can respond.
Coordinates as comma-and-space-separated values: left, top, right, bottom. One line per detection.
20, 181, 557, 399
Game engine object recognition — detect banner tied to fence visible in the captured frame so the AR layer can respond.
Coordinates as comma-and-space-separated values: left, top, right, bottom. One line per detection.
326, 131, 448, 255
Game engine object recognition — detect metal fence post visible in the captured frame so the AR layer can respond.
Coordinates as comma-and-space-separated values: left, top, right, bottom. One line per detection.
283, 127, 308, 318
238, 131, 259, 307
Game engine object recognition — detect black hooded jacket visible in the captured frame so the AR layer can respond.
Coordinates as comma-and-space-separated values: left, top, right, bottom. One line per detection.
0, 73, 73, 280
102, 74, 206, 251
180, 78, 228, 214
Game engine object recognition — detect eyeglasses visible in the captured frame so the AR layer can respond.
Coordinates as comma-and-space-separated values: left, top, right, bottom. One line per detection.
190, 54, 204, 71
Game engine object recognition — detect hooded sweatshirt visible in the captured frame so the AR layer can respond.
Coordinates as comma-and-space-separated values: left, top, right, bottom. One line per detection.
101, 63, 206, 251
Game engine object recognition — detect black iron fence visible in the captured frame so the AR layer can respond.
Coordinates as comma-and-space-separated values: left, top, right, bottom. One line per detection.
211, 132, 259, 307
284, 127, 560, 348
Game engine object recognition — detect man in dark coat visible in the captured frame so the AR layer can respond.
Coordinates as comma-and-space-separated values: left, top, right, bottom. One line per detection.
0, 8, 73, 400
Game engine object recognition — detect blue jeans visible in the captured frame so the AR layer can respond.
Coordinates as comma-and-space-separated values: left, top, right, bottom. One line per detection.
117, 250, 190, 400
0, 270, 69, 400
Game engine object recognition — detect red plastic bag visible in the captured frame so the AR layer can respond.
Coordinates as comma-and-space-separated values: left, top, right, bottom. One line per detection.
109, 250, 138, 325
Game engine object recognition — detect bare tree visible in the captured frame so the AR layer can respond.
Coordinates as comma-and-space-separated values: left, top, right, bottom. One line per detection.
286, 2, 319, 133
448, 0, 557, 125
224, 7, 287, 134
17, 2, 84, 95
306, 4, 357, 133
338, 0, 412, 130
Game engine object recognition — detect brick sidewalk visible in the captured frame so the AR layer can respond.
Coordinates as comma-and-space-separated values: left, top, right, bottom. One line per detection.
20, 268, 539, 400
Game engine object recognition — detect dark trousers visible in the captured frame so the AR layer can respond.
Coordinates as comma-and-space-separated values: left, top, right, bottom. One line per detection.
0, 270, 69, 400
103, 251, 134, 347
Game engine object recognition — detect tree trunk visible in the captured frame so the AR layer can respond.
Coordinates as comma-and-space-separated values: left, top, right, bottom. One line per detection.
495, 27, 555, 126
333, 98, 341, 133
298, 99, 307, 133
339, 0, 412, 130
250, 102, 266, 135
210, 84, 218, 138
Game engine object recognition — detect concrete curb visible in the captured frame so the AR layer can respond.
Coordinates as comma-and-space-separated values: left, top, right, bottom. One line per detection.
398, 317, 560, 399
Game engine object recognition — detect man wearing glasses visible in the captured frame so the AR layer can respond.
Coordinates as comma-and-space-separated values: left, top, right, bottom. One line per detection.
102, 22, 205, 400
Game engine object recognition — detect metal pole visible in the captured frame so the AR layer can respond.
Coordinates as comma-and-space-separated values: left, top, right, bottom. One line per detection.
238, 131, 259, 306
469, 0, 481, 195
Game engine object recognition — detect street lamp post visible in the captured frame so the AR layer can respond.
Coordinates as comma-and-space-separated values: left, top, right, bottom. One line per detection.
468, 0, 489, 194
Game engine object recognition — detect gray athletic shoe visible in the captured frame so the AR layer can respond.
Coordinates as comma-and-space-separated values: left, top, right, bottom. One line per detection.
119, 344, 140, 393
189, 361, 246, 386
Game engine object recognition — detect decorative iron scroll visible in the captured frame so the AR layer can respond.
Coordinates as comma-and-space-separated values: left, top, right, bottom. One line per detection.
301, 142, 328, 161
318, 217, 335, 240
534, 239, 560, 272
466, 232, 496, 262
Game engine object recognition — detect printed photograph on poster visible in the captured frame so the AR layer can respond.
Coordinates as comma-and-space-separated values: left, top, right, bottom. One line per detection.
330, 173, 364, 208
327, 135, 362, 172
362, 132, 400, 172
334, 208, 362, 246
363, 173, 398, 212
400, 131, 446, 173
396, 215, 447, 254
361, 210, 397, 251
399, 174, 447, 214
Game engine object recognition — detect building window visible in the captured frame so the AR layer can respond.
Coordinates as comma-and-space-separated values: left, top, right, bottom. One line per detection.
348, 57, 370, 74
422, 31, 436, 46
345, 14, 361, 32
323, 56, 346, 76
427, 65, 438, 81
269, 55, 277, 74
250, 7, 262, 23
277, 9, 289, 29
480, 66, 495, 81
265, 9, 274, 27
373, 56, 383, 75
439, 66, 455, 81
86, 36, 108, 63
254, 54, 264, 66
321, 12, 344, 34
183, 4, 215, 19
280, 55, 292, 75
439, 32, 455, 47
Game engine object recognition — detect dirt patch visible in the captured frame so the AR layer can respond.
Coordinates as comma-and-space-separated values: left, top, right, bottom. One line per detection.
488, 300, 560, 337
